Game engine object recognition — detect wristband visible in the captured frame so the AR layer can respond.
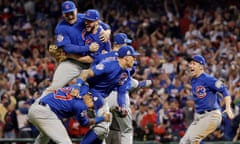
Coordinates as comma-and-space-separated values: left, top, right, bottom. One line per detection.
138, 80, 152, 88
94, 116, 105, 124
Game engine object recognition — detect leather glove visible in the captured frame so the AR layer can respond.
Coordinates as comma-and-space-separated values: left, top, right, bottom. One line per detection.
87, 108, 96, 118
48, 44, 66, 63
111, 106, 128, 118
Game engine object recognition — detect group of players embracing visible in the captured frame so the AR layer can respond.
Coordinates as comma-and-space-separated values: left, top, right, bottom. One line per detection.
27, 1, 152, 144
27, 1, 235, 144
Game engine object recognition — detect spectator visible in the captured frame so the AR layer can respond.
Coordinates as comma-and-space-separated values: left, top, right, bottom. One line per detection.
182, 98, 194, 127
3, 104, 19, 141
0, 0, 239, 142
166, 99, 185, 141
142, 123, 156, 141
141, 105, 157, 130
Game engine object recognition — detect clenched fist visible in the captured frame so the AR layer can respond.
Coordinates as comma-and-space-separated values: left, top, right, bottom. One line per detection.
89, 42, 99, 52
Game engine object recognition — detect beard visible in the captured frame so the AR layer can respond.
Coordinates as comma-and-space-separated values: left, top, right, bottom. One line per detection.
85, 23, 97, 33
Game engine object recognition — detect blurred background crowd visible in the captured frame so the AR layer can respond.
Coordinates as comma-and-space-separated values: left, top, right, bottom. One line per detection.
0, 0, 240, 143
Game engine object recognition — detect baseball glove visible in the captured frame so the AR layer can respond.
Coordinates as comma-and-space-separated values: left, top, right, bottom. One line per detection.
110, 106, 128, 118
48, 44, 67, 63
87, 108, 96, 118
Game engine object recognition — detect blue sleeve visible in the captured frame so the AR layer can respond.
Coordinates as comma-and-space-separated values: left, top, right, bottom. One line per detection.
92, 54, 103, 65
130, 61, 138, 75
91, 62, 113, 76
207, 77, 230, 97
55, 26, 89, 54
74, 104, 90, 126
99, 21, 111, 30
63, 44, 89, 54
138, 81, 147, 88
117, 90, 127, 107
117, 82, 129, 107
103, 41, 111, 52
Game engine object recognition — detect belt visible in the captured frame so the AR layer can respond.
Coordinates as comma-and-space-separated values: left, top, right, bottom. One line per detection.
197, 108, 218, 114
38, 101, 47, 106
110, 128, 120, 131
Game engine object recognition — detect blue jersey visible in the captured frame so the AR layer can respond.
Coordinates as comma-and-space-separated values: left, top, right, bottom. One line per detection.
55, 14, 110, 55
92, 51, 135, 76
92, 51, 118, 66
55, 14, 88, 54
40, 86, 90, 126
83, 26, 111, 58
191, 73, 230, 113
87, 60, 130, 107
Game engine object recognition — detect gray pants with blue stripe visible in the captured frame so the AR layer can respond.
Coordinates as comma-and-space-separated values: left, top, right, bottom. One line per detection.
179, 109, 222, 144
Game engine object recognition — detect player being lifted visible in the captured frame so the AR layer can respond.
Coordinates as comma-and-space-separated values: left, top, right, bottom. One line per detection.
40, 1, 111, 98
179, 55, 234, 144
82, 9, 111, 59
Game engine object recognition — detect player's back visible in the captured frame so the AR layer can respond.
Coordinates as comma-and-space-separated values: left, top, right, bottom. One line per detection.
93, 51, 118, 66
87, 60, 126, 97
39, 87, 87, 119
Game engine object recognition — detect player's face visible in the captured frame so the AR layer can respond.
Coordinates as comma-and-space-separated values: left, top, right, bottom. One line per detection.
63, 10, 77, 24
125, 56, 135, 68
70, 88, 80, 97
189, 61, 204, 78
83, 94, 94, 108
84, 20, 98, 33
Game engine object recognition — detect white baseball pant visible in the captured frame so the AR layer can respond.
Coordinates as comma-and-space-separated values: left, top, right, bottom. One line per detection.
28, 103, 72, 144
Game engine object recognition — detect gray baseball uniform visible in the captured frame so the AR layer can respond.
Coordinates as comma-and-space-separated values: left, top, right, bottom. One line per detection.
28, 103, 72, 144
180, 110, 222, 144
106, 78, 149, 144
180, 55, 233, 143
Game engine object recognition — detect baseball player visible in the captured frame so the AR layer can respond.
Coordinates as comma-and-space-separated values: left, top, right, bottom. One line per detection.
75, 45, 140, 144
179, 55, 234, 144
27, 83, 110, 144
103, 33, 152, 144
82, 9, 111, 59
40, 1, 111, 98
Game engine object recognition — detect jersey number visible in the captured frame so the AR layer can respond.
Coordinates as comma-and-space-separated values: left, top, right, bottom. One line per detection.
54, 94, 73, 100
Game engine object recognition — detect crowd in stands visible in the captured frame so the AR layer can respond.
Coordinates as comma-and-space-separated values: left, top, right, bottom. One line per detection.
0, 0, 240, 143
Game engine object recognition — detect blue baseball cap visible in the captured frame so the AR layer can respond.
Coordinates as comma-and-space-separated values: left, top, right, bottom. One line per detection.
61, 1, 76, 14
118, 45, 140, 57
113, 33, 132, 44
190, 55, 206, 65
88, 90, 104, 110
69, 83, 89, 97
84, 9, 100, 21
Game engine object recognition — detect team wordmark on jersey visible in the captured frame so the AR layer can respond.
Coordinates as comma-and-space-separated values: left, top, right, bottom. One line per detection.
195, 85, 206, 98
